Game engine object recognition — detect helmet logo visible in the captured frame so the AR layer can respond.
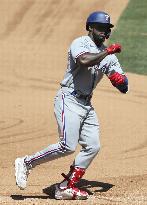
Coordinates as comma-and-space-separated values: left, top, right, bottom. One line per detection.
105, 14, 110, 22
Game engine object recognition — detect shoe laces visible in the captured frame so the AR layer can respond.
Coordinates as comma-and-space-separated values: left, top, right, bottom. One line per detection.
21, 162, 31, 181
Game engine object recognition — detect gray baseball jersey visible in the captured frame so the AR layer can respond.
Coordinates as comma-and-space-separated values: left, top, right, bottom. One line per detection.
61, 35, 124, 95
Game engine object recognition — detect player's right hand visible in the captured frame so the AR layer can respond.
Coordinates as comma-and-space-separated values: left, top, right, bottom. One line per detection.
106, 43, 121, 54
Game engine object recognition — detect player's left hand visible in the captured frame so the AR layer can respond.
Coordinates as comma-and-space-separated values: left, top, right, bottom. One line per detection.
108, 72, 126, 86
108, 72, 128, 93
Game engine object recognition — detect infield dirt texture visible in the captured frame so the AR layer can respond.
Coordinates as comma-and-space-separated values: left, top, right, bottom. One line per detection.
0, 0, 147, 205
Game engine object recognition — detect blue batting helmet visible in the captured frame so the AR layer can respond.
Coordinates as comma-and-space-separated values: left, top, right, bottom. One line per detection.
86, 11, 114, 31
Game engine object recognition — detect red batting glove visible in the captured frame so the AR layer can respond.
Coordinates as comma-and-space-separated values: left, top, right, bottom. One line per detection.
106, 43, 121, 54
108, 72, 125, 86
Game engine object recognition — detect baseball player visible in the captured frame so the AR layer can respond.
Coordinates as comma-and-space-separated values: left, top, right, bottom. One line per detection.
15, 11, 128, 200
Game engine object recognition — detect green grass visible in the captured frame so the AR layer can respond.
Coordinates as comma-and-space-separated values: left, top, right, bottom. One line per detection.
109, 0, 147, 75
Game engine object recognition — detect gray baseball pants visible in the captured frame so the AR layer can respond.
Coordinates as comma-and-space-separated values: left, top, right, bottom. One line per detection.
25, 87, 100, 169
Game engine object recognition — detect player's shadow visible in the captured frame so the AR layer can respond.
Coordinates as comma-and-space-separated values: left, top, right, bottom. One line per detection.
43, 179, 114, 199
10, 179, 114, 200
11, 194, 49, 200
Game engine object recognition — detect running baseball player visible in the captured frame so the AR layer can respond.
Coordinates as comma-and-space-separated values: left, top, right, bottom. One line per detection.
15, 11, 128, 200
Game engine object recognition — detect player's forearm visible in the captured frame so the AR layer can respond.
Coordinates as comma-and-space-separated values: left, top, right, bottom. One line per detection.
77, 51, 108, 67
77, 43, 122, 67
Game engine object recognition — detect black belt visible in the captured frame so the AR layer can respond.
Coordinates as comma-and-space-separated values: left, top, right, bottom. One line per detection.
71, 91, 92, 102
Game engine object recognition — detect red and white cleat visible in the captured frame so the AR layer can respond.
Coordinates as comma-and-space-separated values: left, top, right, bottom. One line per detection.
55, 184, 88, 200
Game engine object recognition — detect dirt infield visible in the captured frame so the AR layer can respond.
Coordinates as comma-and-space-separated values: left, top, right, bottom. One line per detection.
0, 0, 147, 204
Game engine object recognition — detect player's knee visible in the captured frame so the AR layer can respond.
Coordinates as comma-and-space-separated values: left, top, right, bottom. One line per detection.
66, 147, 76, 153
59, 142, 76, 154
91, 144, 100, 155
